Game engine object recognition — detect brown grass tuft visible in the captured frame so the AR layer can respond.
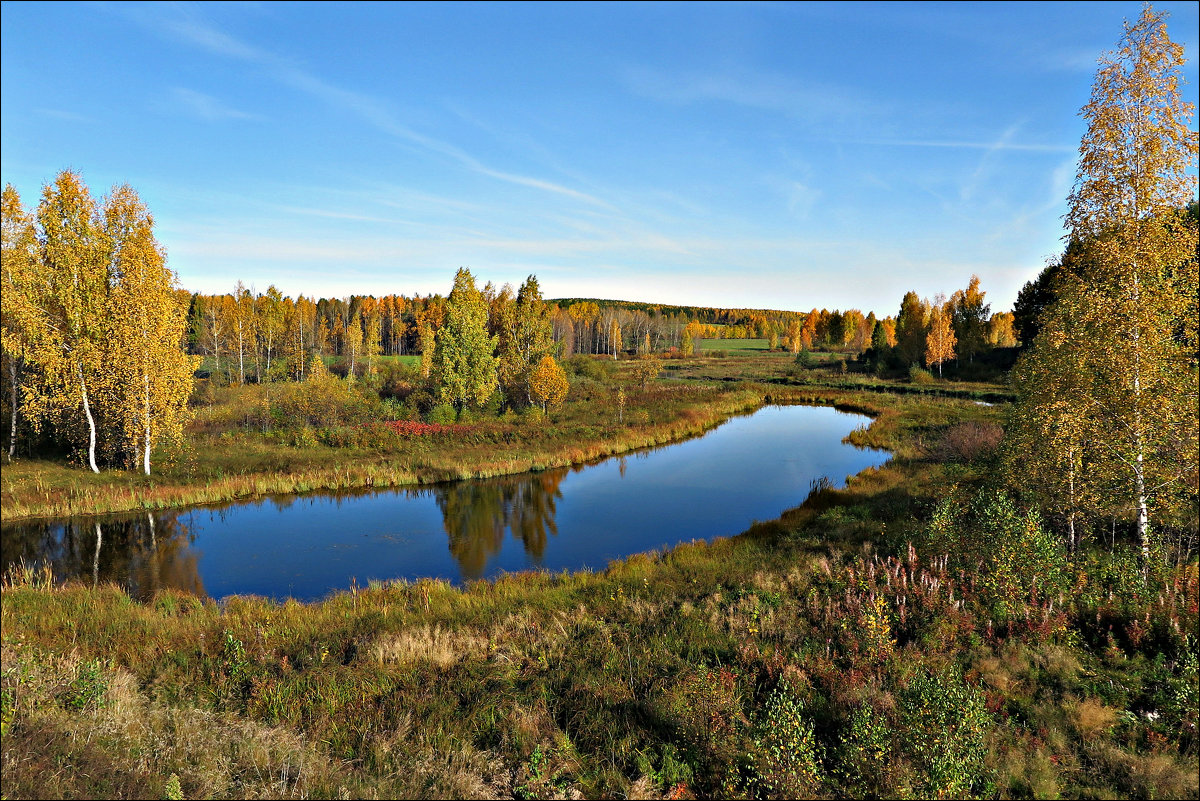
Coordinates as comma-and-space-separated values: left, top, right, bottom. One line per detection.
369, 625, 488, 666
1066, 696, 1117, 737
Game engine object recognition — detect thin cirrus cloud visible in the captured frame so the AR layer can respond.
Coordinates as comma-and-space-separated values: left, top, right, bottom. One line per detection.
171, 88, 260, 122
624, 65, 888, 131
860, 138, 1074, 152
134, 6, 613, 210
35, 108, 93, 123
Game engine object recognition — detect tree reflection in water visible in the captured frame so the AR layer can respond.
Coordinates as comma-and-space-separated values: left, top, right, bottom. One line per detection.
435, 467, 568, 579
2, 511, 205, 600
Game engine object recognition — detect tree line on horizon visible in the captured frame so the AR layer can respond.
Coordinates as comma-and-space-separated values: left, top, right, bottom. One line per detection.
1, 166, 1023, 475
178, 276, 1018, 387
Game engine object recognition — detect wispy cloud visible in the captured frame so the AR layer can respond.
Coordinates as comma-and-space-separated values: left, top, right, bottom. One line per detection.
35, 108, 92, 123
270, 204, 399, 225
625, 65, 890, 131
171, 88, 260, 122
859, 138, 1073, 153
1042, 47, 1104, 72
134, 5, 612, 209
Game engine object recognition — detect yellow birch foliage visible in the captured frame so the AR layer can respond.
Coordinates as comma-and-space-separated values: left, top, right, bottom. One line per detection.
1006, 294, 1104, 548
363, 308, 382, 376
418, 323, 435, 379
19, 172, 110, 472
343, 312, 363, 380
1, 185, 38, 458
2, 172, 197, 473
529, 355, 569, 412
634, 356, 662, 389
682, 321, 704, 356
256, 285, 286, 377
1013, 6, 1198, 552
783, 318, 802, 354
104, 185, 198, 474
924, 301, 956, 377
987, 312, 1017, 347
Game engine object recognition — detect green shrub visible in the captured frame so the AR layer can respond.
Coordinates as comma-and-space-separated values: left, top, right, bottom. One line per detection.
748, 679, 823, 797
909, 364, 935, 384
162, 774, 184, 801
1153, 635, 1199, 748
269, 374, 384, 429
636, 744, 694, 792
837, 702, 893, 796
374, 360, 417, 398
667, 665, 744, 768
426, 404, 457, 424
1, 687, 14, 737
564, 355, 613, 382
899, 668, 992, 798
927, 490, 1069, 624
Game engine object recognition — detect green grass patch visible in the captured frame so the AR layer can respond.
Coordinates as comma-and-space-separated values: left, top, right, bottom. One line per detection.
698, 338, 772, 353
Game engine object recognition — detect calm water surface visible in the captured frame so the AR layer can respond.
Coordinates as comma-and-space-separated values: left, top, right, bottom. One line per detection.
1, 405, 889, 601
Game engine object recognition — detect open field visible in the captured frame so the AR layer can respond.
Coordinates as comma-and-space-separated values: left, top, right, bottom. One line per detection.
4, 368, 1196, 799
3, 5, 1197, 798
3, 354, 1196, 800
698, 338, 771, 353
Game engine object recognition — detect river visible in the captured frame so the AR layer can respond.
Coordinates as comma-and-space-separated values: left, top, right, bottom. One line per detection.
0, 404, 889, 602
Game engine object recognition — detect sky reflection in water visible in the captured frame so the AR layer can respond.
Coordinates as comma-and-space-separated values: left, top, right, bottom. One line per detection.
1, 405, 889, 602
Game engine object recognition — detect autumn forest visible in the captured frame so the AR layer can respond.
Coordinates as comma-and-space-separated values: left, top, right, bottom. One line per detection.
1, 6, 1197, 801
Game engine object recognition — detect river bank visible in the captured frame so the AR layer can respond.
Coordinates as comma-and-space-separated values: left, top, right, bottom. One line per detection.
1, 375, 915, 523
5, 385, 1191, 800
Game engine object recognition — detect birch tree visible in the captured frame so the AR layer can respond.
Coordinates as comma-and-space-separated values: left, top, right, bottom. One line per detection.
949, 275, 990, 362
497, 275, 554, 405
1, 185, 37, 459
529, 355, 569, 412
1006, 291, 1103, 551
435, 268, 498, 412
104, 185, 198, 474
1009, 6, 1198, 558
256, 285, 285, 377
895, 291, 928, 367
363, 306, 382, 376
343, 311, 363, 380
924, 299, 957, 378
22, 172, 111, 472
229, 282, 254, 384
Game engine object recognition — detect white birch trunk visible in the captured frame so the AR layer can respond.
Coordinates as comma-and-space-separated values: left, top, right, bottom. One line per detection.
79, 364, 99, 473
143, 370, 152, 475
1067, 444, 1077, 552
8, 356, 18, 459
1131, 268, 1150, 561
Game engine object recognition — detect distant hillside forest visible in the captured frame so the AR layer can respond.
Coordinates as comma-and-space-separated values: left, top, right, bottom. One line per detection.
174, 276, 1017, 385
549, 297, 808, 328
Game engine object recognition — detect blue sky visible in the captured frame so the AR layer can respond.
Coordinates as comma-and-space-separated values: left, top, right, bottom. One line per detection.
2, 2, 1197, 316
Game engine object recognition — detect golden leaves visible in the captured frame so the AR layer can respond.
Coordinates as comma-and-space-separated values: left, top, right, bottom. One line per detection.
528, 355, 569, 412
1, 172, 196, 473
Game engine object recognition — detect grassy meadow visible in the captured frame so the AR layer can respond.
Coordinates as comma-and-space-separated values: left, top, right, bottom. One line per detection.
2, 353, 1197, 799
